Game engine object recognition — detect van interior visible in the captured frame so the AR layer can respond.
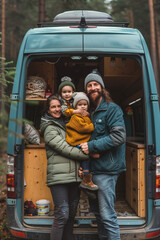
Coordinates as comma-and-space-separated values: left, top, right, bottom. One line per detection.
24, 54, 145, 224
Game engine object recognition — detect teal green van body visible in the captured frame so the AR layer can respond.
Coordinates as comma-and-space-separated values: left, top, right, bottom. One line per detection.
7, 12, 160, 239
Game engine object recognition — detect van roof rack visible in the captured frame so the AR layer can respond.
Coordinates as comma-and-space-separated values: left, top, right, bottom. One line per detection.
37, 10, 129, 28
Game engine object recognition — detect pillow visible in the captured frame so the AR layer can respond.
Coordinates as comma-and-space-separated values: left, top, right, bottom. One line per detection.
24, 123, 40, 145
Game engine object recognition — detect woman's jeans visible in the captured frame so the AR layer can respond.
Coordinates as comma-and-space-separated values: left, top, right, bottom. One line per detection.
50, 182, 80, 240
89, 174, 120, 240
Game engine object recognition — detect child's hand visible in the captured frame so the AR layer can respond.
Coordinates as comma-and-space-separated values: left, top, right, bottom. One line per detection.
73, 109, 82, 114
73, 109, 90, 117
90, 153, 100, 158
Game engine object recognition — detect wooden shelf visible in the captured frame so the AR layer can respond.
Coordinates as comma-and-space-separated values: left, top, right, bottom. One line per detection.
25, 98, 47, 101
126, 141, 145, 149
25, 143, 45, 149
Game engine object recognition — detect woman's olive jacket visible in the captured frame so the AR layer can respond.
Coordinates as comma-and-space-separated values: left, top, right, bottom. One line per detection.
40, 115, 88, 186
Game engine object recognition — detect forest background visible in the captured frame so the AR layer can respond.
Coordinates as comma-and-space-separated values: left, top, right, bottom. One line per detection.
0, 0, 160, 239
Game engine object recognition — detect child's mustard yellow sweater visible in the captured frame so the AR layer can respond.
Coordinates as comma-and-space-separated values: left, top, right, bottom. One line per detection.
66, 113, 94, 146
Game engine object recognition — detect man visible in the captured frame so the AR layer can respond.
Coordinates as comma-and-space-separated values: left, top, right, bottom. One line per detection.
80, 70, 126, 240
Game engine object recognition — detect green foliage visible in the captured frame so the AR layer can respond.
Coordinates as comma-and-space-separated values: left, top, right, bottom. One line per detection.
0, 214, 16, 239
0, 37, 15, 154
4, 0, 110, 62
110, 0, 150, 47
0, 151, 17, 240
5, 0, 38, 61
46, 0, 109, 20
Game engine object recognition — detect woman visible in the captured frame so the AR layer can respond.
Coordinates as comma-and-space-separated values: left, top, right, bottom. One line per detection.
40, 94, 88, 240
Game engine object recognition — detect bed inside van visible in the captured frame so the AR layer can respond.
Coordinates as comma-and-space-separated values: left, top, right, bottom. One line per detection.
24, 54, 145, 225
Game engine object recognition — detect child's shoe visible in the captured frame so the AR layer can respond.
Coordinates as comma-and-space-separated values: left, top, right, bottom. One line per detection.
80, 173, 98, 191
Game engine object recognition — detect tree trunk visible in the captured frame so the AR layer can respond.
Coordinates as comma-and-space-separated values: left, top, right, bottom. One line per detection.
126, 8, 130, 24
130, 9, 134, 28
148, 0, 159, 91
0, 0, 5, 123
1, 0, 5, 61
39, 0, 46, 22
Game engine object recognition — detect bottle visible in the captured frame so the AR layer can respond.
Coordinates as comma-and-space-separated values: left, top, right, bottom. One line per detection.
45, 84, 52, 98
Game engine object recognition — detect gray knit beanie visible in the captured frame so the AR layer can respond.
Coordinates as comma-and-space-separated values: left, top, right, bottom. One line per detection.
73, 92, 90, 108
84, 70, 104, 90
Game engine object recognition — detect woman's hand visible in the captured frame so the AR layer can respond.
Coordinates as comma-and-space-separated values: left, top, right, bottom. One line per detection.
78, 167, 83, 179
80, 142, 89, 154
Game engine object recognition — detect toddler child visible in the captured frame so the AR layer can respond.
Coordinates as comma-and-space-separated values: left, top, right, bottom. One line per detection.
58, 76, 77, 122
66, 92, 99, 191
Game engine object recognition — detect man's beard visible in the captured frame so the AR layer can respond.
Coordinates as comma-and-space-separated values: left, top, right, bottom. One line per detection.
88, 89, 102, 106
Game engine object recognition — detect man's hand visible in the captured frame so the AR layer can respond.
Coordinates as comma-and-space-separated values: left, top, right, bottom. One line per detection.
90, 153, 100, 158
81, 110, 90, 117
80, 142, 89, 154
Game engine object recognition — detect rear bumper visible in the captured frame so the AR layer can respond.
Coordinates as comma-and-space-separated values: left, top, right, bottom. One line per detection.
7, 203, 160, 240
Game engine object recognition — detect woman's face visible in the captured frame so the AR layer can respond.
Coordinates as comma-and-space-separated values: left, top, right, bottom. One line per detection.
48, 99, 62, 118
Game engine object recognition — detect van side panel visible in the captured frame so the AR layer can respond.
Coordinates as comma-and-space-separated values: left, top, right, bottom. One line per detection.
141, 34, 160, 153
7, 103, 18, 154
7, 57, 27, 154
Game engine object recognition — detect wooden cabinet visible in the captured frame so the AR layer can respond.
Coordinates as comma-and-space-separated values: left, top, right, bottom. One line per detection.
125, 142, 145, 217
24, 144, 54, 210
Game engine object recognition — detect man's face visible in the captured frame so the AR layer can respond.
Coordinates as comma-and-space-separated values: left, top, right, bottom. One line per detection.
86, 81, 102, 104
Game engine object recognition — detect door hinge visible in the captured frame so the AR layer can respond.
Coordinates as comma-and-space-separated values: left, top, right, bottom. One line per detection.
148, 144, 156, 199
10, 93, 19, 100
150, 94, 159, 101
148, 144, 154, 155
14, 144, 21, 154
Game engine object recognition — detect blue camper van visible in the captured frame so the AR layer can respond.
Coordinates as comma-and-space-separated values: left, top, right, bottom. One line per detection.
7, 10, 160, 239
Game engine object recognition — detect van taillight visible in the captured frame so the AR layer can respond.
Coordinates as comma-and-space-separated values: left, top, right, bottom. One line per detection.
155, 156, 160, 199
7, 155, 16, 198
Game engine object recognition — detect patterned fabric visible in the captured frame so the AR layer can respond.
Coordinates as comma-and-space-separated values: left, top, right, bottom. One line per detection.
24, 201, 37, 216
24, 123, 40, 145
26, 76, 47, 98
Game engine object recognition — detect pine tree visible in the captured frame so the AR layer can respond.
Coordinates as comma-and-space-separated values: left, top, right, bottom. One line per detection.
0, 35, 15, 154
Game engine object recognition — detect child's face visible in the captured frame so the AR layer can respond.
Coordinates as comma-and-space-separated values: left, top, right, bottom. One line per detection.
76, 100, 88, 111
61, 86, 74, 101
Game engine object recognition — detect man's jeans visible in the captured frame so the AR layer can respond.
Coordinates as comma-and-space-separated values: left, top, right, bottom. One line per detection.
89, 174, 120, 240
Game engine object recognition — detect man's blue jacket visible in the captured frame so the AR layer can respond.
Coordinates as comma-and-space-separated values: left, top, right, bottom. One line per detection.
88, 98, 126, 175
